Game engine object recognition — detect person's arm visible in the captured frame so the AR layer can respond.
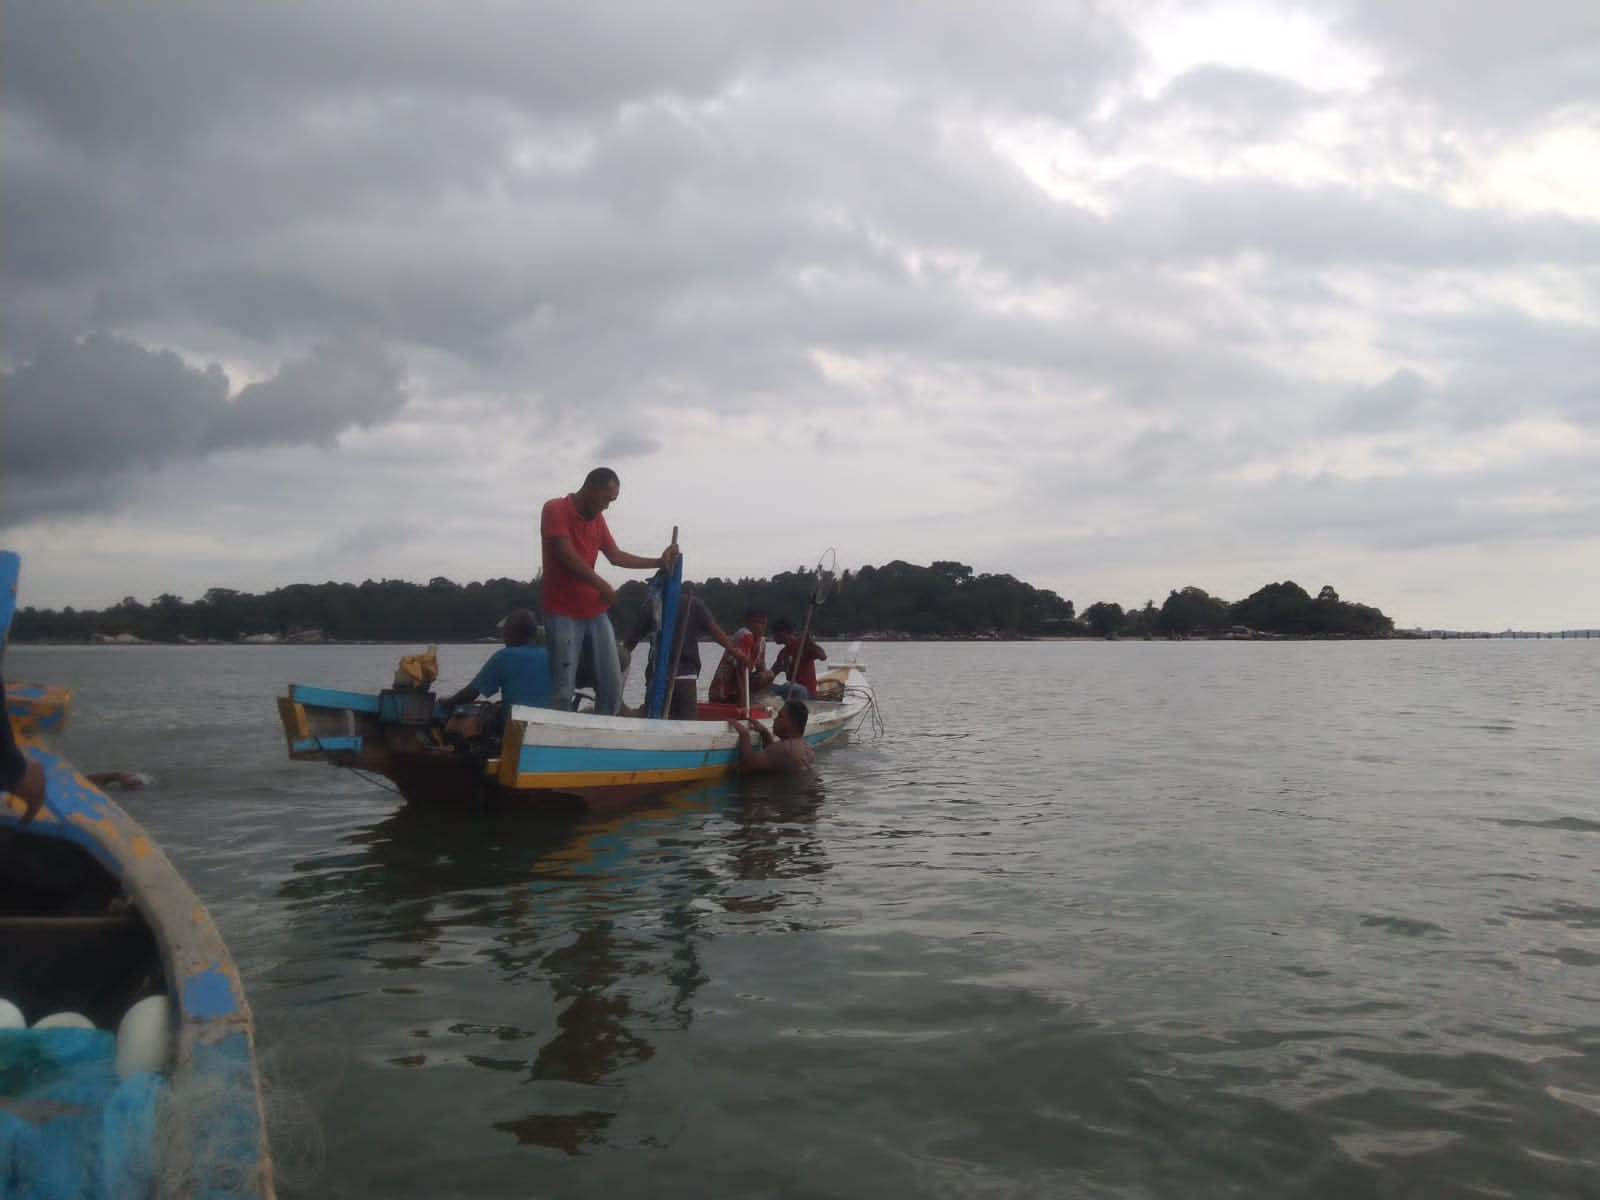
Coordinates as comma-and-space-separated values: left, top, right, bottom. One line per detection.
752, 639, 775, 689
704, 615, 749, 668
807, 638, 827, 662
446, 649, 507, 708
727, 719, 777, 773
443, 684, 482, 708
602, 542, 678, 572
549, 536, 617, 605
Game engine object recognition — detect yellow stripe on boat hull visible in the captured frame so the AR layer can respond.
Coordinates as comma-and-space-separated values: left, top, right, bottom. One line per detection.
507, 763, 731, 792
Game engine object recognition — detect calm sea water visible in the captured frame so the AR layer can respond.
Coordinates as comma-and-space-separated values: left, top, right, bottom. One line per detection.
8, 640, 1600, 1199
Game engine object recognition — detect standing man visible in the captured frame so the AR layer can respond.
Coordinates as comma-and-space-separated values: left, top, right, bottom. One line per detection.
541, 467, 677, 715
625, 594, 748, 720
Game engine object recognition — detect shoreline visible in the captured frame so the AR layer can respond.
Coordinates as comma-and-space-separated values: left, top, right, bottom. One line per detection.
10, 631, 1594, 648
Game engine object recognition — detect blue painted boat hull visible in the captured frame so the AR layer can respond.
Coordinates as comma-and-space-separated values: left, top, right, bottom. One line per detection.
279, 662, 876, 811
2, 685, 275, 1199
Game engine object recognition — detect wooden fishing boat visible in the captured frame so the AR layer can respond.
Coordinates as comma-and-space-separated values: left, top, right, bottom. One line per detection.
278, 658, 874, 812
1, 552, 274, 1198
278, 557, 878, 812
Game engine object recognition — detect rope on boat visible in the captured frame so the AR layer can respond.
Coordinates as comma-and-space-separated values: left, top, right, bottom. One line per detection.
843, 683, 885, 738
345, 767, 401, 796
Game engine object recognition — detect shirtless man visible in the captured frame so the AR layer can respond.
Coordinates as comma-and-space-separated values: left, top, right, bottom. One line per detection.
727, 700, 815, 775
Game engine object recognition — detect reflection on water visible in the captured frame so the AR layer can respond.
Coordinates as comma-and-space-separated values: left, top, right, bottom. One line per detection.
275, 775, 831, 1156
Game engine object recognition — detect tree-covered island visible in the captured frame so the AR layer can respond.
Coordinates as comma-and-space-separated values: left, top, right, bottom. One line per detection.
10, 561, 1395, 644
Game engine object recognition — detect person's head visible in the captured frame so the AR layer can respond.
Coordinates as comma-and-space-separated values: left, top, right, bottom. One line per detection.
576, 467, 620, 518
771, 617, 796, 642
743, 608, 768, 638
775, 699, 809, 738
501, 608, 539, 647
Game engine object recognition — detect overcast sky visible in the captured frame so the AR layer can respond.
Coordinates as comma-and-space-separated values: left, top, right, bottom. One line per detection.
2, 1, 1597, 630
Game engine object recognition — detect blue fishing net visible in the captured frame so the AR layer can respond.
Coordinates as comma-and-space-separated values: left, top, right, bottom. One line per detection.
0, 1027, 161, 1200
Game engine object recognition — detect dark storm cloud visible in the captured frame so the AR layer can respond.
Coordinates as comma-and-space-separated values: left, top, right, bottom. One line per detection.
5, 0, 1591, 427
3, 0, 1597, 617
0, 332, 407, 521
202, 336, 406, 452
0, 1, 1136, 354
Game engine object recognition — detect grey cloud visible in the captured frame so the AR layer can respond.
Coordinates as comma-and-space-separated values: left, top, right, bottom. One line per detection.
1007, 433, 1600, 586
317, 519, 427, 563
0, 332, 407, 522
1108, 172, 1600, 270
3, 0, 1596, 628
0, 1, 1137, 160
203, 336, 406, 452
1326, 367, 1431, 433
1337, 0, 1600, 123
593, 432, 662, 460
1129, 65, 1320, 143
1, 333, 226, 477
7, 5, 1593, 444
1226, 456, 1600, 554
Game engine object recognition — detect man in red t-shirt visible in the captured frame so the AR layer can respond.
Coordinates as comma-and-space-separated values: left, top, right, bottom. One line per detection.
541, 467, 677, 714
709, 609, 774, 704
770, 616, 827, 699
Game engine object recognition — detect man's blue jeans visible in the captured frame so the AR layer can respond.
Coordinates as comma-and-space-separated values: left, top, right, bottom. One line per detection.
545, 612, 622, 715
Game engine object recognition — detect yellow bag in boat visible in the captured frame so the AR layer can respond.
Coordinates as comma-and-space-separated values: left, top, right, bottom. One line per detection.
394, 644, 438, 689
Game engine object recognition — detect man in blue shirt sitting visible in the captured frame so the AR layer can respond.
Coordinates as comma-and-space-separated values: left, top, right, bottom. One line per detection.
443, 609, 551, 713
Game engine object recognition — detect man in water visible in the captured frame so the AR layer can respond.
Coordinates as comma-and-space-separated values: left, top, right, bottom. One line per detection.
727, 700, 815, 774
541, 467, 677, 715
625, 596, 747, 720
443, 609, 551, 712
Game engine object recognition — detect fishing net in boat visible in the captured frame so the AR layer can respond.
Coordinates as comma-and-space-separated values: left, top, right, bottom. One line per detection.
0, 1027, 161, 1199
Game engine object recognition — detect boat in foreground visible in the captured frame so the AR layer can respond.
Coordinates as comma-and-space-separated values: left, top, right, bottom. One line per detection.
1, 553, 274, 1199
278, 657, 876, 812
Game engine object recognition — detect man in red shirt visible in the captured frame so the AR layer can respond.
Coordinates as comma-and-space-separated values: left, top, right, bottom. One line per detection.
770, 616, 827, 699
709, 609, 774, 705
541, 467, 677, 715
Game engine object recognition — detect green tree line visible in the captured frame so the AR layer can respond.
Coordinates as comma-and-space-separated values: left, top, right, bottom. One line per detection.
1080, 581, 1393, 638
9, 564, 1391, 643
